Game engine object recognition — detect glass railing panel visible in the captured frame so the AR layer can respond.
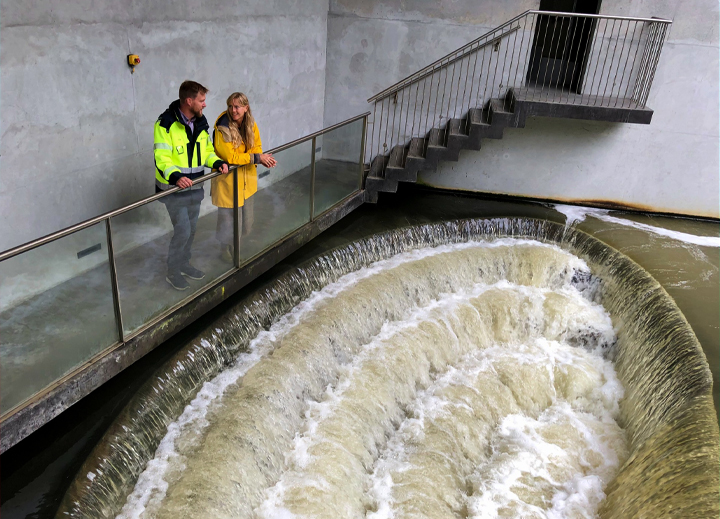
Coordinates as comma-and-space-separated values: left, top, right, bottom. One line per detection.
0, 222, 118, 415
111, 177, 235, 335
313, 118, 364, 217
238, 139, 313, 262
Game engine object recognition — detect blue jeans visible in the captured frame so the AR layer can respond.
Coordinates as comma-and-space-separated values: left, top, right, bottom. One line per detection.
162, 190, 202, 273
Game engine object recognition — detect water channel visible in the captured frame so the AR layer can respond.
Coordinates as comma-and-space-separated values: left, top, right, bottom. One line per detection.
2, 186, 718, 518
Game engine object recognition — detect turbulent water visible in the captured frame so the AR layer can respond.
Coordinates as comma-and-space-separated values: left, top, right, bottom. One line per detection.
115, 241, 623, 518
58, 218, 719, 519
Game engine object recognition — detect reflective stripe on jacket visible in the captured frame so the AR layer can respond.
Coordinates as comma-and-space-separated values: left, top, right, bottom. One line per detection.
153, 100, 224, 192
210, 112, 263, 208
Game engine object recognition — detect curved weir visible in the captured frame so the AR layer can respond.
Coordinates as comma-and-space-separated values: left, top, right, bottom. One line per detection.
57, 218, 719, 518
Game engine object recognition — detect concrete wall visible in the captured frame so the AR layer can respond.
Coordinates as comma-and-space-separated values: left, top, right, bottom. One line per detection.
2, 0, 717, 256
1, 0, 330, 251
324, 0, 535, 127
324, 0, 720, 218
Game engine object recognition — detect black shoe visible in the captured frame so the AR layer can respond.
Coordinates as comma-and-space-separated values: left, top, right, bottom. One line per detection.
180, 264, 205, 280
166, 271, 190, 290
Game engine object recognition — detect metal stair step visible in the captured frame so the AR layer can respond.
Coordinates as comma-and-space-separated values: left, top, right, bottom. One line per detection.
387, 145, 407, 169
447, 118, 469, 136
426, 127, 460, 162
489, 98, 513, 126
385, 145, 418, 182
450, 117, 481, 150
386, 168, 418, 183
369, 154, 387, 177
408, 137, 426, 158
489, 98, 525, 128
469, 108, 486, 126
406, 137, 435, 172
365, 175, 398, 193
490, 97, 513, 114
427, 128, 446, 148
469, 107, 504, 139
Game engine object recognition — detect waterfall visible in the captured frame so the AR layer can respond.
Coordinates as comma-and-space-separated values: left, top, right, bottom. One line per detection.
56, 218, 719, 519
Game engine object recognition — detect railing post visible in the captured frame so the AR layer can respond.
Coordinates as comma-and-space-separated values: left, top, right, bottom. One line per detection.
499, 24, 516, 106
640, 22, 668, 106
465, 41, 482, 133
632, 20, 657, 103
521, 13, 539, 98
310, 136, 316, 220
360, 115, 368, 190
368, 102, 377, 165
502, 20, 521, 111
549, 15, 571, 102
572, 16, 598, 103
615, 20, 642, 107
105, 218, 124, 343
233, 167, 240, 267
608, 19, 632, 105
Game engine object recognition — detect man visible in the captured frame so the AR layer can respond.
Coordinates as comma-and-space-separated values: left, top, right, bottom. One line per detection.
154, 80, 228, 290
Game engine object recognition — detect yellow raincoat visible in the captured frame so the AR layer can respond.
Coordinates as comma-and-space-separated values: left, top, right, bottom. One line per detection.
211, 111, 263, 208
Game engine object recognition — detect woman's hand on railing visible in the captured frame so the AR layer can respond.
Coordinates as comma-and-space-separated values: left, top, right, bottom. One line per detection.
259, 153, 277, 168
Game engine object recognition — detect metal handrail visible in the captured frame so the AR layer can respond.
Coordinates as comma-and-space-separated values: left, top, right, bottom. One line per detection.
269, 111, 370, 154
368, 10, 672, 103
0, 112, 371, 262
368, 26, 521, 103
528, 10, 671, 22
0, 110, 370, 445
365, 10, 672, 171
529, 10, 671, 22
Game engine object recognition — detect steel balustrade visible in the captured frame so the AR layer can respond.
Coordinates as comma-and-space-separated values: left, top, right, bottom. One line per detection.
0, 113, 369, 424
365, 10, 672, 172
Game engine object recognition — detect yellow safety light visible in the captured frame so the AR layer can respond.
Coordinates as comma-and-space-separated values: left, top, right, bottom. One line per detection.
127, 54, 141, 73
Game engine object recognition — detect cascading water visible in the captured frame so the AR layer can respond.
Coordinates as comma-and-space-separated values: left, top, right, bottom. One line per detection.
57, 218, 719, 519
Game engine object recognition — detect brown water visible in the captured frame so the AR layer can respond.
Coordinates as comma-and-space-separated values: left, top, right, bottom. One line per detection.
2, 187, 717, 518
311, 188, 719, 420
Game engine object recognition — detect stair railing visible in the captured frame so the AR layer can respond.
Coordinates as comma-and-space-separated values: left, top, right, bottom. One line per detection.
365, 10, 672, 171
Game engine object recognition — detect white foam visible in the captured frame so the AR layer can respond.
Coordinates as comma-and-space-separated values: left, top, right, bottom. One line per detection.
554, 204, 720, 248
368, 336, 624, 519
467, 400, 624, 518
364, 290, 618, 517
117, 239, 579, 519
256, 280, 524, 518
554, 204, 598, 226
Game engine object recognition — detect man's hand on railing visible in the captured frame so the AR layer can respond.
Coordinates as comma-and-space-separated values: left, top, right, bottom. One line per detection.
259, 153, 277, 168
176, 176, 193, 189
218, 163, 229, 174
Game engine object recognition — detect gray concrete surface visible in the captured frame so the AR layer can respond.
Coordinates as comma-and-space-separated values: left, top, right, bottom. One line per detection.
1, 0, 330, 251
323, 0, 720, 218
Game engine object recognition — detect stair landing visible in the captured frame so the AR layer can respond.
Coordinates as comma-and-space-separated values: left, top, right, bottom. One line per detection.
510, 87, 653, 124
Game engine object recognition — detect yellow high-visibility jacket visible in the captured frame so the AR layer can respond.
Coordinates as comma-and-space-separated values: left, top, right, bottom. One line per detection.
211, 112, 263, 208
153, 100, 225, 192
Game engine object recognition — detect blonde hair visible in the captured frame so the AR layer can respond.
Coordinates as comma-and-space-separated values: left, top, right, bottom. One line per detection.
223, 92, 255, 149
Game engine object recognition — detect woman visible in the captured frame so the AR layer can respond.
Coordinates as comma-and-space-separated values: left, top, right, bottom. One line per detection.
212, 92, 276, 261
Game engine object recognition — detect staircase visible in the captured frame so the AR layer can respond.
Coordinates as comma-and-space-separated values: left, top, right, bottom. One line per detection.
363, 10, 671, 203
